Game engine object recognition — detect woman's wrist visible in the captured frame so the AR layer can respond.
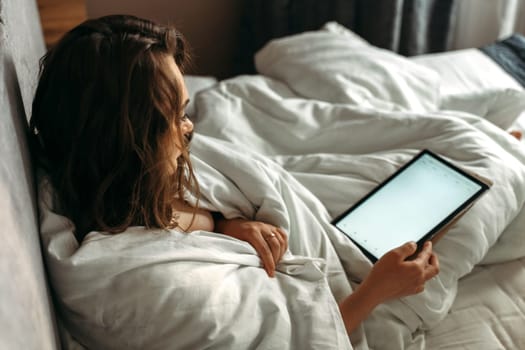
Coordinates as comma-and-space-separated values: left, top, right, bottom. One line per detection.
344, 281, 382, 313
338, 280, 383, 334
213, 215, 245, 235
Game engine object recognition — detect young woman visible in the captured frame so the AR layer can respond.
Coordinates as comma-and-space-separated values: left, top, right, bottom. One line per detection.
30, 15, 439, 338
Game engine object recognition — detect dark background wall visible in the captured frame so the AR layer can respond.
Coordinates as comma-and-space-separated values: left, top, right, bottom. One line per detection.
86, 0, 243, 79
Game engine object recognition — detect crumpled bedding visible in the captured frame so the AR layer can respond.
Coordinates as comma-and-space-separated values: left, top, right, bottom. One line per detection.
426, 256, 525, 349
39, 135, 363, 350
191, 25, 525, 348
41, 24, 525, 350
191, 77, 525, 349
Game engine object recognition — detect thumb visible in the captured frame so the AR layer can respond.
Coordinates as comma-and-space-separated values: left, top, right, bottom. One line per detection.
395, 241, 418, 260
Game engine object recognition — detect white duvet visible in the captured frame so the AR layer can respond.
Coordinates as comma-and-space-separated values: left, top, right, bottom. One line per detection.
41, 24, 525, 349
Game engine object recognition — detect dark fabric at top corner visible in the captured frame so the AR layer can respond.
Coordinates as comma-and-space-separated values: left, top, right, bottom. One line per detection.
480, 34, 525, 87
502, 34, 525, 61
236, 0, 457, 75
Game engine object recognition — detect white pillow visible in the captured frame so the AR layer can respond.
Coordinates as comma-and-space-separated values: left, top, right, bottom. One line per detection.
441, 88, 525, 130
322, 22, 370, 47
411, 49, 525, 130
255, 22, 441, 113
411, 49, 523, 98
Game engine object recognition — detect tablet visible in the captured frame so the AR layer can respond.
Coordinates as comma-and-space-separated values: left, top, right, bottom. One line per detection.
332, 150, 491, 262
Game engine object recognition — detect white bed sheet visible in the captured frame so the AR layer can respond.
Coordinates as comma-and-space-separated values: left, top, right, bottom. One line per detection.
426, 257, 525, 349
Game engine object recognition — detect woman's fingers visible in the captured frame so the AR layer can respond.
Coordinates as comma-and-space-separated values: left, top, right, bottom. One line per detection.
272, 229, 285, 261
390, 241, 418, 261
411, 242, 440, 281
252, 234, 276, 277
276, 227, 288, 259
260, 226, 288, 277
426, 252, 440, 278
413, 241, 432, 265
264, 230, 281, 268
215, 219, 289, 278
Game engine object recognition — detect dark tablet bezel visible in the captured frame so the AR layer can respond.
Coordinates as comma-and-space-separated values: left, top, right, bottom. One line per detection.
331, 149, 491, 263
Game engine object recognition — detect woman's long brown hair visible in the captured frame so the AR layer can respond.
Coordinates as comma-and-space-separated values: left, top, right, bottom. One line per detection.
30, 15, 199, 240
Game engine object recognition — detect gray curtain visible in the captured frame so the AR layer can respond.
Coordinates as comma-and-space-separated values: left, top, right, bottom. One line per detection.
237, 0, 457, 73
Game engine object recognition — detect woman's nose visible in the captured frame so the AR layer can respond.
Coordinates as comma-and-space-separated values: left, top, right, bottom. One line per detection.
182, 117, 193, 134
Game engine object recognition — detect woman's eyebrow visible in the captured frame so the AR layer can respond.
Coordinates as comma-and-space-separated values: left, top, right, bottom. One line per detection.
183, 99, 190, 108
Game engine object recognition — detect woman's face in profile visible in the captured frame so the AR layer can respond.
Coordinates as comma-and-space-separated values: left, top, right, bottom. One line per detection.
164, 55, 194, 164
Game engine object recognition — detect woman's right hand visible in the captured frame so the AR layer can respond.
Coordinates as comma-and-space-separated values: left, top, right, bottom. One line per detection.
360, 241, 440, 305
338, 241, 439, 334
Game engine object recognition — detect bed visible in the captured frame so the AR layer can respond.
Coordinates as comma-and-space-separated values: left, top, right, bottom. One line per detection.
37, 22, 525, 350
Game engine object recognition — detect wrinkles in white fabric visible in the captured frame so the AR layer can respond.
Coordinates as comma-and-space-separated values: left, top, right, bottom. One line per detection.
193, 26, 525, 349
38, 139, 357, 350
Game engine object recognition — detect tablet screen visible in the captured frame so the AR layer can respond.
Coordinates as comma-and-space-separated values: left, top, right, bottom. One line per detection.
332, 150, 489, 262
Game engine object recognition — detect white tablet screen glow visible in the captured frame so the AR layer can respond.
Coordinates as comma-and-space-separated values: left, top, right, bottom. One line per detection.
335, 153, 483, 260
